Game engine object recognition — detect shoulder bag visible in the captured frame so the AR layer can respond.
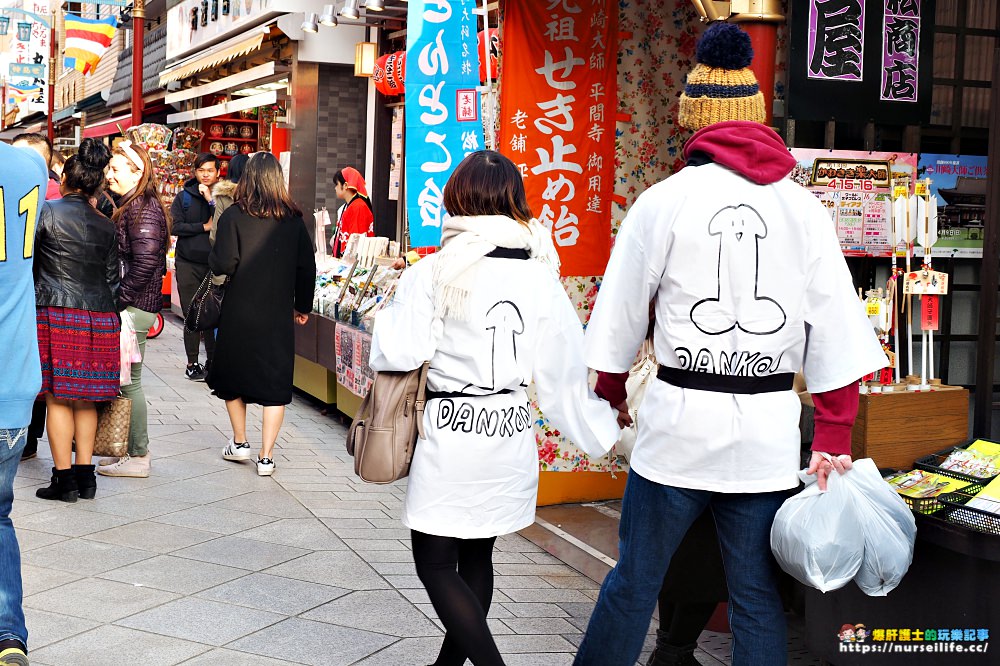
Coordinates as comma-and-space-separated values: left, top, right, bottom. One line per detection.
184, 271, 228, 332
346, 361, 430, 484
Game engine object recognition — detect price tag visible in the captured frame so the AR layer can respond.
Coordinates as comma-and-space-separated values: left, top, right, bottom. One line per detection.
893, 185, 907, 198
915, 182, 929, 196
921, 295, 940, 331
866, 300, 882, 316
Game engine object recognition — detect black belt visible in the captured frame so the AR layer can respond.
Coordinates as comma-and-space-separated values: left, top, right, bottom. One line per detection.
427, 389, 515, 401
657, 366, 794, 395
485, 248, 530, 260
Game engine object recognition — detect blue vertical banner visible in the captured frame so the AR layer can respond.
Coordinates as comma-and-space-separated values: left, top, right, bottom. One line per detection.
405, 0, 485, 248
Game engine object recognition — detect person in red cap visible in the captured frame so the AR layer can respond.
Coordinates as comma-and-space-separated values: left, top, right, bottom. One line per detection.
331, 166, 374, 256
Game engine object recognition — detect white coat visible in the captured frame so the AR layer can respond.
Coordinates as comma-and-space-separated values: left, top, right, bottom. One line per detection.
585, 163, 887, 493
370, 253, 620, 538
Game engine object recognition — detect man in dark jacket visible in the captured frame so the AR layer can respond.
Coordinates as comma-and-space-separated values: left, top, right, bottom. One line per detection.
170, 153, 220, 381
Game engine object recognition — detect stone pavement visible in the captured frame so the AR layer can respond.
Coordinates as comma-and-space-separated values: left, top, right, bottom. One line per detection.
14, 316, 683, 666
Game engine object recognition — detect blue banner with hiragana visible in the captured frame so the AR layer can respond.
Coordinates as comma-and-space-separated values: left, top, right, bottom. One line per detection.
404, 0, 484, 248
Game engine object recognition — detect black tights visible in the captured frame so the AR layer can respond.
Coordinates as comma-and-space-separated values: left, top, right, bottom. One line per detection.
411, 530, 504, 666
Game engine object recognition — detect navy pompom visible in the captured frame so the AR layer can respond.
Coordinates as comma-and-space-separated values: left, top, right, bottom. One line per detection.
696, 22, 754, 70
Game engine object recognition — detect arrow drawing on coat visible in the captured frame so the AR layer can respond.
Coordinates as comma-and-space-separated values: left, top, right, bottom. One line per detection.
690, 204, 787, 336
462, 300, 527, 393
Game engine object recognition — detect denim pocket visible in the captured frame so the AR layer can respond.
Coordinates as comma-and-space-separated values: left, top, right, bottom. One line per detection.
0, 428, 27, 451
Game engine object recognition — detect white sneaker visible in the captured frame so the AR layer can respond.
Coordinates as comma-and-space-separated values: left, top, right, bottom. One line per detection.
256, 457, 275, 476
222, 439, 252, 461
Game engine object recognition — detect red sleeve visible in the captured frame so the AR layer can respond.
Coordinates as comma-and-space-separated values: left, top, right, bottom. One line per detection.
810, 382, 860, 456
337, 201, 375, 254
595, 371, 629, 407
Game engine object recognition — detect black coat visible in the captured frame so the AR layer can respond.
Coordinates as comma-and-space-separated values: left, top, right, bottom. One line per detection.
207, 206, 316, 405
34, 194, 119, 313
169, 178, 213, 264
117, 196, 169, 314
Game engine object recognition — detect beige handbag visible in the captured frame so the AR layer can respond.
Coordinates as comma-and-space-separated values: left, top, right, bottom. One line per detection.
346, 362, 430, 484
94, 397, 132, 458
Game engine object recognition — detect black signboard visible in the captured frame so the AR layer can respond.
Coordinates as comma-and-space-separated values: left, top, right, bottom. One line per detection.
787, 0, 936, 124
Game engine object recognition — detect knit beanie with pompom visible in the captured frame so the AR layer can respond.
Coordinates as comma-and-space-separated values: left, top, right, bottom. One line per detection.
678, 22, 767, 131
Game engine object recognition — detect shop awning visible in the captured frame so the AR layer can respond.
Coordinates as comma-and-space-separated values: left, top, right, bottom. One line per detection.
159, 28, 268, 86
82, 114, 132, 139
166, 90, 277, 125
52, 106, 76, 123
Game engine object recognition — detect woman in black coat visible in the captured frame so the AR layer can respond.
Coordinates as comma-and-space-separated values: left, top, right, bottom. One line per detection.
208, 152, 316, 476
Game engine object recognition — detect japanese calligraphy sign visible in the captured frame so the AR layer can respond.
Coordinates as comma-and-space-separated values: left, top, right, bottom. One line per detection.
808, 0, 865, 81
881, 0, 920, 102
498, 0, 617, 277
405, 0, 485, 248
789, 0, 934, 123
6, 0, 50, 113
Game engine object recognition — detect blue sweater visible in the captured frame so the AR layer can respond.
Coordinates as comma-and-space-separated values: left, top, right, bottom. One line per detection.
0, 145, 48, 428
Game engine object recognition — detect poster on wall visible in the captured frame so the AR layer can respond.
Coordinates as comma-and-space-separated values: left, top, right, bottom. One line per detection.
334, 325, 374, 398
498, 0, 617, 277
388, 107, 403, 201
5, 0, 50, 115
917, 154, 987, 259
405, 0, 485, 248
789, 0, 935, 124
789, 149, 918, 256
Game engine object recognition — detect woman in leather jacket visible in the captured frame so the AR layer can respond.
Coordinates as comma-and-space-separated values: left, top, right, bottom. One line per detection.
96, 141, 170, 480
33, 138, 119, 503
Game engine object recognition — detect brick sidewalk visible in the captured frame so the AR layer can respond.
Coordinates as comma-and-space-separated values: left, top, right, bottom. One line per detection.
13, 317, 674, 666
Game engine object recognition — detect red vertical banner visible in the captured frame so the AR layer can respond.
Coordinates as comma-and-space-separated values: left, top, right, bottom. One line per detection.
499, 0, 617, 277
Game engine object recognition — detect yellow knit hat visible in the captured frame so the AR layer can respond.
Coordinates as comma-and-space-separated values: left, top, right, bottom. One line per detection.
678, 23, 767, 131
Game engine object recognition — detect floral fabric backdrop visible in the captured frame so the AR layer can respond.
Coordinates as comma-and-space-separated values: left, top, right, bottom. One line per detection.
526, 0, 702, 473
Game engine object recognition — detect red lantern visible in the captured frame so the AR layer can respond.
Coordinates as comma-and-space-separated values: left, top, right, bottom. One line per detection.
478, 28, 499, 83
374, 51, 406, 97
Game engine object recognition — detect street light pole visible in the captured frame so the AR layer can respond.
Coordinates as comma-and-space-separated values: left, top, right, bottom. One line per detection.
131, 0, 145, 128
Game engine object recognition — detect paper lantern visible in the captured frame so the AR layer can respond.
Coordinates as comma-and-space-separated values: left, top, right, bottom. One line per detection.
374, 51, 406, 96
478, 28, 499, 83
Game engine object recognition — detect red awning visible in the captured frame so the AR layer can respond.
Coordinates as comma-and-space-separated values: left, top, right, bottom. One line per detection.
82, 115, 132, 139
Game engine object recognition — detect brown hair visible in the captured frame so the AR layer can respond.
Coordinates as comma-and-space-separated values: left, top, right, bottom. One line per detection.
442, 150, 533, 225
111, 142, 172, 234
235, 152, 303, 220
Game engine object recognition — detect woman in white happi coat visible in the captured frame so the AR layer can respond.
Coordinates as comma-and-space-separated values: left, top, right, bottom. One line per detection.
370, 151, 620, 666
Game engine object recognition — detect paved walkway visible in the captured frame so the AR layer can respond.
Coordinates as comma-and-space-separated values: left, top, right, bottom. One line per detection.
14, 317, 670, 666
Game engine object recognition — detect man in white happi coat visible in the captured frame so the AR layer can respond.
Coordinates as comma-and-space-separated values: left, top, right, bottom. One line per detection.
574, 23, 887, 666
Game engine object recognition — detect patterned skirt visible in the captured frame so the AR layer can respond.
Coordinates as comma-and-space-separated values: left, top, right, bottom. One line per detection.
37, 306, 121, 402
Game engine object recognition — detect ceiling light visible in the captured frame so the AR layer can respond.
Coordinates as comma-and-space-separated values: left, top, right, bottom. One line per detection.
301, 12, 319, 32
319, 4, 338, 26
365, 0, 385, 11
341, 0, 360, 19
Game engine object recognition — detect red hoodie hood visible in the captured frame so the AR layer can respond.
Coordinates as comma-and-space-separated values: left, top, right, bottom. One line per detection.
683, 121, 796, 185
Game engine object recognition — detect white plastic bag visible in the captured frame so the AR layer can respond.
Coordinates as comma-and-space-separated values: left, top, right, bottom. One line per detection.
845, 458, 916, 596
770, 469, 865, 592
614, 352, 657, 462
119, 310, 142, 386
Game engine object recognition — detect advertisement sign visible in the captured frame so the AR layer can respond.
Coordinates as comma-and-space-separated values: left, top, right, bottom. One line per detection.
6, 1, 50, 113
166, 0, 277, 60
918, 154, 988, 258
498, 0, 617, 276
789, 0, 935, 123
404, 0, 485, 248
334, 324, 374, 398
789, 149, 918, 256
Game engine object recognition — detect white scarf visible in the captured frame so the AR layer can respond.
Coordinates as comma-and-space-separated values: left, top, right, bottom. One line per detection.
432, 214, 561, 321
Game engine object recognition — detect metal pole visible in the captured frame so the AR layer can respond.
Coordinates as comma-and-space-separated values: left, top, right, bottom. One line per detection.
47, 9, 55, 142
130, 0, 145, 128
973, 47, 1000, 436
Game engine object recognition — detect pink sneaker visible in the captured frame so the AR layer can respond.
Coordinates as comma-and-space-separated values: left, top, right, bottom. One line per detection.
97, 454, 150, 478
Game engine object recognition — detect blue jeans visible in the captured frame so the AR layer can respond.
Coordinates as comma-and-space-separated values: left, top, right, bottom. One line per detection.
0, 428, 27, 649
574, 472, 788, 666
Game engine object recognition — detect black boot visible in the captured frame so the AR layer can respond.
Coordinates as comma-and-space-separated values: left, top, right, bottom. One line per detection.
35, 467, 79, 503
72, 464, 97, 500
646, 631, 699, 666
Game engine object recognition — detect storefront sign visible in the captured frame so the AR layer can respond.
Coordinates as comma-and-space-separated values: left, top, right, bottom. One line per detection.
808, 0, 865, 81
918, 153, 987, 258
789, 0, 935, 123
880, 0, 921, 102
166, 0, 277, 60
790, 149, 918, 256
498, 0, 617, 276
5, 1, 50, 114
404, 0, 485, 248
9, 62, 44, 78
334, 324, 374, 398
